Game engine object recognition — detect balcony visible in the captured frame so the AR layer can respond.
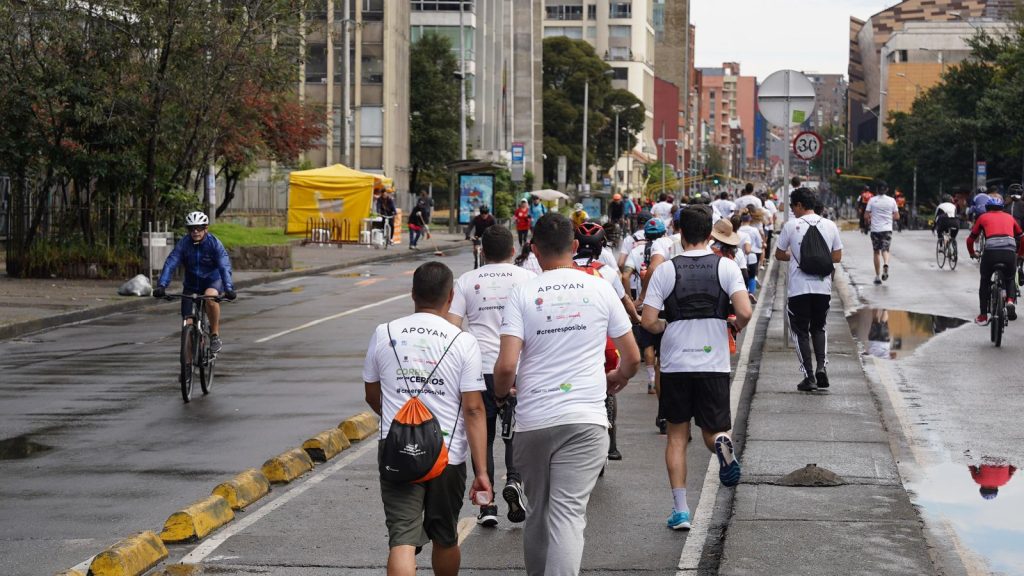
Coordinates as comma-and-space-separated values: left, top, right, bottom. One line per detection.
609, 2, 632, 19
545, 5, 584, 21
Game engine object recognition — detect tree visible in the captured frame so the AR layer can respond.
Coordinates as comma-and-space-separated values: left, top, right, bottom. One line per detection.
542, 37, 643, 187
409, 33, 461, 198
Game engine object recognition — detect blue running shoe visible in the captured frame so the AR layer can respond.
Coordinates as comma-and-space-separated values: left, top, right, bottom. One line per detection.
715, 435, 741, 487
666, 510, 691, 530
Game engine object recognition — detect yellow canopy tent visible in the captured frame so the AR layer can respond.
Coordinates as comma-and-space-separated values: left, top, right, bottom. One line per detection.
286, 164, 393, 241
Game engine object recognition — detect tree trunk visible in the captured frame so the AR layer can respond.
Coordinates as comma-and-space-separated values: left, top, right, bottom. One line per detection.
141, 15, 178, 235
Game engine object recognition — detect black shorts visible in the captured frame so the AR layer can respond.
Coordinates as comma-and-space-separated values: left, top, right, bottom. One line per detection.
632, 324, 662, 353
659, 372, 731, 432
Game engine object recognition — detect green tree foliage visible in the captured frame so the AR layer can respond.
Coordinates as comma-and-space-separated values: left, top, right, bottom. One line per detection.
409, 33, 461, 197
0, 0, 321, 258
541, 37, 645, 187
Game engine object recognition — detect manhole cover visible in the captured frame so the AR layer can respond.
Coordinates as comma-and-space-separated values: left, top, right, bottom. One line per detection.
777, 463, 845, 487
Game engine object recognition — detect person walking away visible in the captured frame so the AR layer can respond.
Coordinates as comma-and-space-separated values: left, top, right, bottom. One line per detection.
618, 211, 653, 269
966, 196, 1023, 324
528, 196, 547, 231
895, 189, 908, 231
641, 206, 751, 531
774, 187, 844, 392
448, 226, 535, 527
153, 211, 237, 353
712, 192, 737, 220
738, 212, 764, 294
623, 193, 637, 232
515, 240, 544, 276
408, 202, 426, 250
608, 193, 626, 244
763, 193, 779, 265
622, 218, 668, 395
733, 183, 763, 216
362, 262, 491, 576
857, 186, 874, 234
514, 199, 532, 247
865, 181, 899, 285
573, 222, 641, 462
494, 213, 640, 576
652, 194, 674, 229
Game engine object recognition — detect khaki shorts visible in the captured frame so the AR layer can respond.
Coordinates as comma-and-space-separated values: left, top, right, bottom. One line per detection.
378, 442, 467, 549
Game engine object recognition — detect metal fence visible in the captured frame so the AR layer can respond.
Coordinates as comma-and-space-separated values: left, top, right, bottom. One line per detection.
219, 179, 288, 214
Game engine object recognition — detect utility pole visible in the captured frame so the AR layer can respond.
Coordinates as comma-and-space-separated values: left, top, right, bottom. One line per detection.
459, 1, 467, 160
660, 121, 666, 195
613, 110, 619, 195
581, 81, 589, 192
343, 0, 351, 166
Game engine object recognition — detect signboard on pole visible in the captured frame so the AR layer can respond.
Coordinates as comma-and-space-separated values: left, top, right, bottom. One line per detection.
792, 131, 822, 161
458, 173, 495, 225
557, 155, 567, 190
511, 141, 525, 182
976, 161, 987, 189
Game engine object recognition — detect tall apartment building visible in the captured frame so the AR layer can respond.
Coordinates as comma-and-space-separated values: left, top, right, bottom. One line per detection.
410, 0, 544, 181
695, 63, 756, 179
848, 0, 1014, 144
543, 0, 657, 160
803, 73, 847, 133
300, 1, 410, 203
652, 0, 691, 173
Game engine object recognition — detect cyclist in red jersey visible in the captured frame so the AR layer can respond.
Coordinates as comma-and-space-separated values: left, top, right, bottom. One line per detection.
966, 196, 1024, 325
969, 463, 1016, 500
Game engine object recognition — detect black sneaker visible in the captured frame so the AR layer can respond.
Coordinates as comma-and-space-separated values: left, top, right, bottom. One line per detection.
1007, 300, 1017, 321
797, 377, 818, 392
882, 264, 889, 281
502, 481, 526, 524
608, 447, 622, 461
815, 371, 829, 389
210, 335, 223, 354
477, 504, 498, 527
656, 418, 667, 435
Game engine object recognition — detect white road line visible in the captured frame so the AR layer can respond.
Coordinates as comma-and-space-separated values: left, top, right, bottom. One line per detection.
277, 276, 309, 285
675, 260, 774, 574
255, 293, 408, 343
181, 440, 377, 564
456, 516, 477, 545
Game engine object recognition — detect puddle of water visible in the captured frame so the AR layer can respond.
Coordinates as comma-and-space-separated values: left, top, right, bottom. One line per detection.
331, 272, 375, 278
847, 308, 968, 360
0, 435, 54, 460
907, 457, 1023, 575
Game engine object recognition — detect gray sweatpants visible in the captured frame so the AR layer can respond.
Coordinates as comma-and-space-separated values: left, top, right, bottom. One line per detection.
513, 423, 609, 576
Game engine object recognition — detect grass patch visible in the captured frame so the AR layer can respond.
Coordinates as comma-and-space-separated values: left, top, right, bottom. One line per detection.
209, 223, 293, 248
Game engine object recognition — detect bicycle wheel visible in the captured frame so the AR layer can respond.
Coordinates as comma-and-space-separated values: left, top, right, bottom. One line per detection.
948, 240, 958, 271
991, 274, 1004, 347
179, 324, 196, 402
936, 237, 946, 269
199, 328, 215, 395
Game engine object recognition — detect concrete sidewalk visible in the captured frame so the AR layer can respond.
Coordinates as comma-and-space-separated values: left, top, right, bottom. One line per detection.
717, 266, 935, 575
0, 231, 470, 340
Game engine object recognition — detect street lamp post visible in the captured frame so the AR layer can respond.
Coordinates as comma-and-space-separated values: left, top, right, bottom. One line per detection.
581, 70, 615, 194
611, 102, 640, 195
878, 46, 890, 142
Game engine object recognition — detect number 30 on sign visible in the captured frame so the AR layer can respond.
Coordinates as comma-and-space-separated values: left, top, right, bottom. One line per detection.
792, 131, 822, 161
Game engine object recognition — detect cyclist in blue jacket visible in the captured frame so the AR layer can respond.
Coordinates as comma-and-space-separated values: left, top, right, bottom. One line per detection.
153, 211, 236, 353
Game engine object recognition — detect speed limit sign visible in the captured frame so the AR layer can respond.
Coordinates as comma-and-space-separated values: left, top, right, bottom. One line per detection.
792, 131, 822, 161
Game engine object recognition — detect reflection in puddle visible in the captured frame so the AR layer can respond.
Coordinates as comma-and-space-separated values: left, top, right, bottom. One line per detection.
847, 308, 968, 360
332, 272, 375, 278
907, 457, 1023, 575
0, 435, 53, 460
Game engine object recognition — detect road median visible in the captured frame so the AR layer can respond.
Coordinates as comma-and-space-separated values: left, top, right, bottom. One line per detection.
261, 447, 315, 483
212, 468, 271, 510
340, 411, 378, 441
87, 530, 168, 576
159, 495, 234, 543
303, 427, 351, 462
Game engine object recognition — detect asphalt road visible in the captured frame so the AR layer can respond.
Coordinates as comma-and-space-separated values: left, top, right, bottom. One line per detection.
0, 249, 722, 575
839, 228, 1024, 576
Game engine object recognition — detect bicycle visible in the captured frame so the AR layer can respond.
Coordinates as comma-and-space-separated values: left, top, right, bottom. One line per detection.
471, 237, 482, 269
936, 229, 958, 270
164, 293, 224, 402
989, 263, 1009, 347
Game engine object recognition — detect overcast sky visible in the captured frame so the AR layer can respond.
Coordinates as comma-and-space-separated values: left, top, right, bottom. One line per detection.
691, 0, 899, 81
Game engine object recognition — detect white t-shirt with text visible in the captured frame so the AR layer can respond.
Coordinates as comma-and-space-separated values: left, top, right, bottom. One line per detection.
775, 214, 843, 297
644, 249, 746, 373
573, 257, 626, 299
500, 268, 632, 432
450, 263, 537, 373
363, 313, 485, 465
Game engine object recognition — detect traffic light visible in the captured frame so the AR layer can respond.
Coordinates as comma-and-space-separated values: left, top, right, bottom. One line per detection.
835, 168, 843, 176
712, 176, 720, 185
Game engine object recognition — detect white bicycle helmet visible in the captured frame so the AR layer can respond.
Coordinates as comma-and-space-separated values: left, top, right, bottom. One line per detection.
185, 211, 209, 227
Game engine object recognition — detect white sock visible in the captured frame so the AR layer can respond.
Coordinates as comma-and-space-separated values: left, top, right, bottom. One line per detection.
646, 365, 655, 383
672, 488, 688, 513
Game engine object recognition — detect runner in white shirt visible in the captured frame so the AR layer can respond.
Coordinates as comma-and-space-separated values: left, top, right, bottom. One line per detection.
621, 218, 668, 394
641, 205, 751, 531
865, 181, 900, 285
774, 187, 843, 392
448, 226, 534, 526
762, 195, 779, 266
738, 214, 764, 294
711, 192, 737, 220
617, 211, 653, 268
494, 212, 639, 576
734, 183, 763, 215
363, 261, 490, 574
652, 194, 675, 228
636, 204, 716, 307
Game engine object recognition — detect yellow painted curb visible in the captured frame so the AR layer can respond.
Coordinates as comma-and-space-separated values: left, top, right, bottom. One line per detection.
339, 411, 378, 442
261, 447, 314, 484
212, 468, 271, 510
303, 427, 350, 462
87, 530, 168, 576
159, 494, 234, 544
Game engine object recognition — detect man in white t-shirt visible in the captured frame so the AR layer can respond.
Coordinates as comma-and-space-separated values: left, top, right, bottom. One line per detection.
494, 212, 640, 576
448, 226, 535, 527
774, 187, 844, 392
622, 218, 669, 394
363, 261, 490, 575
733, 183, 763, 215
711, 192, 737, 220
865, 181, 900, 285
652, 193, 675, 228
933, 195, 960, 247
641, 205, 751, 531
617, 211, 652, 268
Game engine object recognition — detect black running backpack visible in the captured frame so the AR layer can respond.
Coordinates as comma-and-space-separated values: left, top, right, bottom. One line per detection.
795, 218, 835, 277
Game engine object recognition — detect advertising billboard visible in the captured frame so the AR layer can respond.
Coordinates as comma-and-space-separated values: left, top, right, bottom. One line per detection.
458, 173, 495, 225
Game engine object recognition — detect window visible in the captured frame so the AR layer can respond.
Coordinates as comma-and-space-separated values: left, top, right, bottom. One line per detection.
609, 2, 631, 19
586, 26, 596, 39
587, 4, 597, 19
411, 0, 473, 10
608, 46, 630, 60
361, 106, 383, 146
305, 43, 327, 83
362, 43, 384, 84
611, 67, 628, 81
362, 0, 383, 20
609, 25, 631, 39
545, 5, 584, 20
544, 26, 583, 39
411, 25, 475, 60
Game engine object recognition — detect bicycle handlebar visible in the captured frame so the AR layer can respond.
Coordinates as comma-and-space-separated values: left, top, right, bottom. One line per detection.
160, 293, 228, 303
